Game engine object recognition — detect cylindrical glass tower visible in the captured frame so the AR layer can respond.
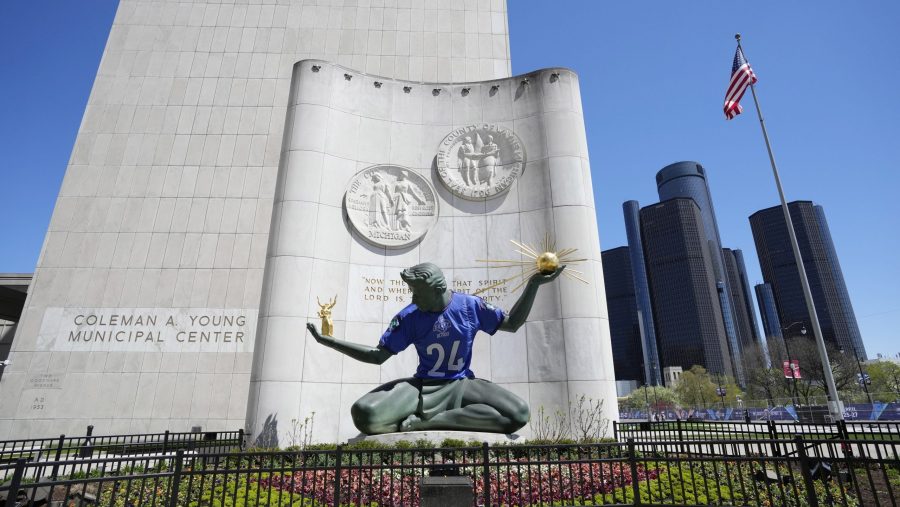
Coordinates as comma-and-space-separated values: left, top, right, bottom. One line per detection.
623, 200, 662, 385
755, 282, 783, 367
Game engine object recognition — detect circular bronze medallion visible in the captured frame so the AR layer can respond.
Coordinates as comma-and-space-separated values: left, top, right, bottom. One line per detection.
344, 165, 439, 248
436, 124, 525, 200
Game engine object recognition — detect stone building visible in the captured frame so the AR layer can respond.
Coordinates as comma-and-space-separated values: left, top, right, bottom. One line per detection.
0, 0, 616, 444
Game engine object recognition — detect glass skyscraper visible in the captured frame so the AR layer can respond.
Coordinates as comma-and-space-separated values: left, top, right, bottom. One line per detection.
733, 249, 763, 346
656, 162, 744, 384
755, 283, 784, 347
601, 247, 645, 383
640, 198, 733, 377
723, 248, 761, 351
749, 201, 866, 358
623, 200, 662, 385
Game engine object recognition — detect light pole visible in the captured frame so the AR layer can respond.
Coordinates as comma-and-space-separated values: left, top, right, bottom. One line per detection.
782, 322, 806, 407
652, 384, 661, 420
716, 374, 727, 412
643, 384, 652, 422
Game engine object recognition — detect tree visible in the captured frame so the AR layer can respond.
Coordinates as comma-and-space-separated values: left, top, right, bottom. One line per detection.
742, 338, 793, 407
867, 360, 900, 402
621, 385, 678, 411
720, 375, 745, 405
674, 366, 718, 408
784, 337, 858, 405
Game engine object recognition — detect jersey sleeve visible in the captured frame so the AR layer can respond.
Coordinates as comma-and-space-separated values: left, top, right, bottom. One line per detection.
474, 296, 505, 335
378, 313, 414, 354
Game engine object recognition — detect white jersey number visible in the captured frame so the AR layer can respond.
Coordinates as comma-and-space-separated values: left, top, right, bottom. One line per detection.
425, 340, 465, 376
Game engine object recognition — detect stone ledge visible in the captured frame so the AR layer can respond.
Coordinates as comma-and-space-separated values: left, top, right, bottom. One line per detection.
347, 430, 522, 446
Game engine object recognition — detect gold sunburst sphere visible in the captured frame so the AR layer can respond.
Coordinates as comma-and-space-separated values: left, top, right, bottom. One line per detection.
536, 251, 560, 274
473, 233, 589, 296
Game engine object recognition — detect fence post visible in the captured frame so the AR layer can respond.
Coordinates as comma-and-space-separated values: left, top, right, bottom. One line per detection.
79, 424, 95, 458
333, 444, 343, 506
627, 438, 641, 505
836, 419, 848, 439
767, 420, 781, 457
613, 420, 618, 441
4, 458, 27, 507
168, 450, 184, 507
676, 419, 685, 455
794, 435, 819, 507
50, 434, 65, 479
482, 442, 491, 505
835, 419, 853, 457
238, 428, 245, 451
163, 430, 170, 454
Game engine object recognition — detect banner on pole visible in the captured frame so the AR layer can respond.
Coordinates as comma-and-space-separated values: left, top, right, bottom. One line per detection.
783, 360, 801, 379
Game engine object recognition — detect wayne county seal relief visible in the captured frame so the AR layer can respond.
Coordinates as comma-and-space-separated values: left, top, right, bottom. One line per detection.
436, 124, 525, 201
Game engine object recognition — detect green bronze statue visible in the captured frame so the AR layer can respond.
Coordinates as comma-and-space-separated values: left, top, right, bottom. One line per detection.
306, 262, 564, 434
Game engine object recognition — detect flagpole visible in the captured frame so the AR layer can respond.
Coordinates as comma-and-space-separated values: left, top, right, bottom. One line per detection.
735, 33, 844, 422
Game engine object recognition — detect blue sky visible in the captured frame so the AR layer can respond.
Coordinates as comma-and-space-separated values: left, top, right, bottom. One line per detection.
1, 1, 898, 357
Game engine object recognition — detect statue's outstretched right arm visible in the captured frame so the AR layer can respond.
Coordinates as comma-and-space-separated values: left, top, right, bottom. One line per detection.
498, 266, 565, 332
306, 323, 393, 365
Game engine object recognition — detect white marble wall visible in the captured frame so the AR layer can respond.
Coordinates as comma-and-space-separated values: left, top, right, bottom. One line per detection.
246, 61, 617, 444
0, 0, 510, 440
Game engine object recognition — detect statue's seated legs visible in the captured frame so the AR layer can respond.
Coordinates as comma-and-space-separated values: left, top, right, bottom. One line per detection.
350, 378, 420, 435
351, 378, 530, 435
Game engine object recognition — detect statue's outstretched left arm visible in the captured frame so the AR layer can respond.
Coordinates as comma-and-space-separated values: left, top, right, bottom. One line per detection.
497, 266, 565, 332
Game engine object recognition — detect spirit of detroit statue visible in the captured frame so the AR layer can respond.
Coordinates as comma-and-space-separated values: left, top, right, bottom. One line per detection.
306, 262, 564, 435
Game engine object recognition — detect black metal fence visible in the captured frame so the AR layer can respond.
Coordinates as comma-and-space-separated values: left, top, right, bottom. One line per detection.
1, 433, 898, 506
615, 419, 900, 448
0, 426, 243, 481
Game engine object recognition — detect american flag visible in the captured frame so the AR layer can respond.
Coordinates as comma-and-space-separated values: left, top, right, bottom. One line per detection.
723, 46, 757, 120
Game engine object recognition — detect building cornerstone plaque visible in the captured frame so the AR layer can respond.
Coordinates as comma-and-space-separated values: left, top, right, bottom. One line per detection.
344, 165, 438, 248
436, 124, 525, 200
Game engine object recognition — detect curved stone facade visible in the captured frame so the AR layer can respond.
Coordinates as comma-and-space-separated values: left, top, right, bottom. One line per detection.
246, 61, 616, 444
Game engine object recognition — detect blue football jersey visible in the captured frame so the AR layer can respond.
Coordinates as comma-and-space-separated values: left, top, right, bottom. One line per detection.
378, 292, 505, 380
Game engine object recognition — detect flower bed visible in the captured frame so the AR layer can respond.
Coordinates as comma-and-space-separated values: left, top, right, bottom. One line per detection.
258, 461, 659, 507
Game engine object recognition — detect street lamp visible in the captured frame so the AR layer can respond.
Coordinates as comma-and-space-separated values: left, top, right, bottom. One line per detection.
840, 344, 873, 405
782, 322, 807, 407
737, 396, 750, 423
651, 384, 661, 420
643, 384, 652, 422
716, 374, 727, 412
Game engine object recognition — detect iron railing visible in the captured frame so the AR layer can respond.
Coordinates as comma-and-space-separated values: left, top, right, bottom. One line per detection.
619, 399, 900, 421
0, 434, 897, 506
615, 419, 900, 443
0, 426, 243, 480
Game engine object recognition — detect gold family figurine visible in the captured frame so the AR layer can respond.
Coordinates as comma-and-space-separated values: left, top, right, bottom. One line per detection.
316, 295, 337, 337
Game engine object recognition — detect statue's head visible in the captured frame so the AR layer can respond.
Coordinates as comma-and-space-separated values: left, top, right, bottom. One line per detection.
400, 263, 448, 312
